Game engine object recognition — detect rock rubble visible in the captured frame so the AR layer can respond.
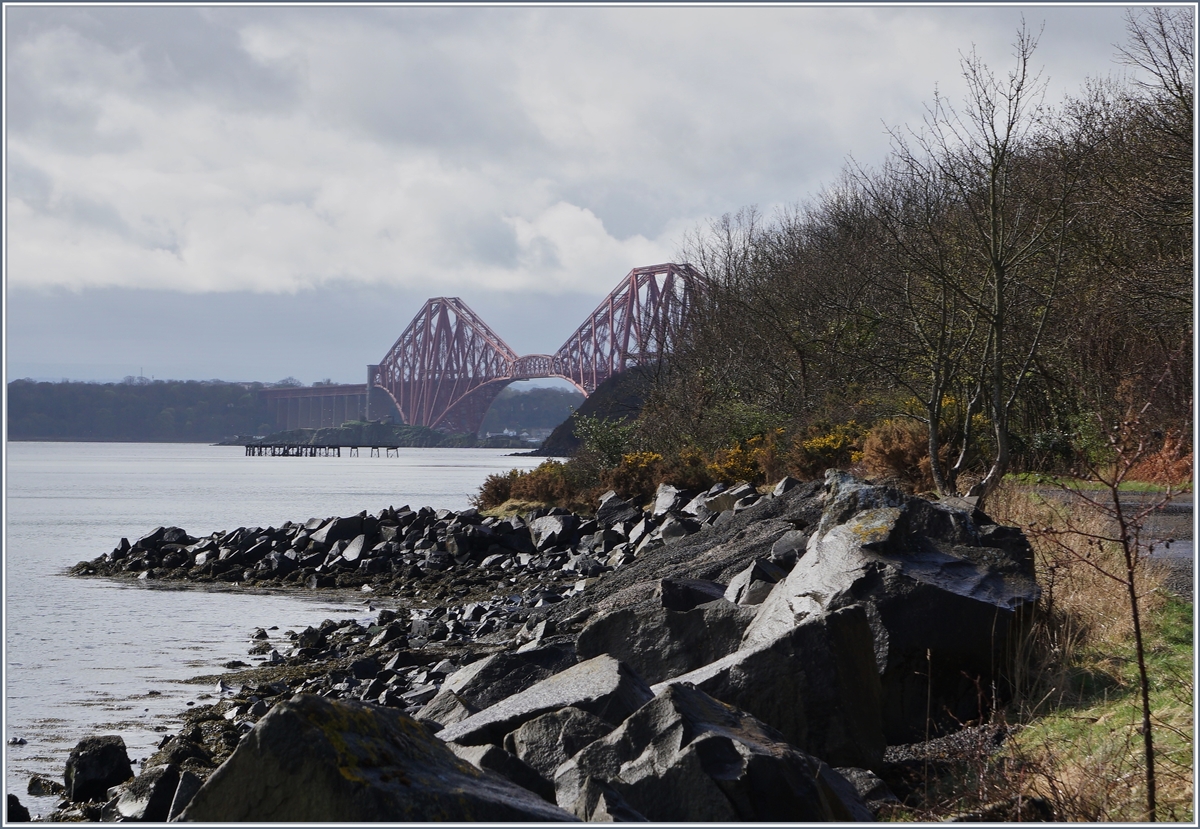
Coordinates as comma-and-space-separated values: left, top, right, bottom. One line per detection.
45, 471, 1041, 822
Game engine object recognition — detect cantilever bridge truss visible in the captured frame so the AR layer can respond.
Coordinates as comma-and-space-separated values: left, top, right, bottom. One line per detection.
371, 263, 701, 434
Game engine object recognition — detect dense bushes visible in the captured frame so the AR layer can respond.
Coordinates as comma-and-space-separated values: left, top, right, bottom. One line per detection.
475, 460, 588, 511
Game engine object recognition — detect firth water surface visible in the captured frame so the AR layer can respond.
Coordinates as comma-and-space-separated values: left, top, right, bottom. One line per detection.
4, 442, 547, 816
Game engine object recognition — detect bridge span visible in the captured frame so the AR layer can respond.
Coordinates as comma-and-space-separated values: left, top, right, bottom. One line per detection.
261, 263, 700, 435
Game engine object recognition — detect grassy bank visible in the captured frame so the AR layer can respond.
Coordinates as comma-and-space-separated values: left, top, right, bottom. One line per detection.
1008, 594, 1193, 821
901, 483, 1195, 822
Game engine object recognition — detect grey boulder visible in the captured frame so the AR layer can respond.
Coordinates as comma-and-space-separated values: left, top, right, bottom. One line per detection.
64, 735, 133, 803
554, 682, 872, 822
421, 645, 576, 716
177, 694, 576, 822
576, 599, 755, 685
654, 604, 885, 769
437, 655, 653, 748
168, 770, 204, 821
569, 777, 649, 822
723, 558, 788, 605
7, 795, 30, 823
745, 470, 1040, 742
596, 494, 641, 527
704, 482, 757, 514
502, 706, 615, 780
651, 483, 689, 517
529, 515, 580, 551
415, 687, 477, 727
101, 763, 179, 822
449, 742, 556, 803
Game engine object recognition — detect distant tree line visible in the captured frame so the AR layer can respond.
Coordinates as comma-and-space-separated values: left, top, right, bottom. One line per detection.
7, 378, 584, 443
7, 379, 277, 442
479, 386, 584, 434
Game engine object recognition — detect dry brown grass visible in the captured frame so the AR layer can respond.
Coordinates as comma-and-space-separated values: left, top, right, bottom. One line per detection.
971, 482, 1193, 822
987, 482, 1168, 656
879, 483, 1189, 822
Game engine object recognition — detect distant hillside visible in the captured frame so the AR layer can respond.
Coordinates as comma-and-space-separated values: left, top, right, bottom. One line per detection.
7, 378, 584, 444
479, 386, 584, 434
535, 368, 653, 457
7, 379, 275, 442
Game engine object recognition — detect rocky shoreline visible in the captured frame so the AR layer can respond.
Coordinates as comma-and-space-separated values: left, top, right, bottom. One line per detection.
23, 472, 1049, 822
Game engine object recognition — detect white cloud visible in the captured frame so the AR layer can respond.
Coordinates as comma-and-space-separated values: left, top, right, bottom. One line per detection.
6, 5, 1136, 298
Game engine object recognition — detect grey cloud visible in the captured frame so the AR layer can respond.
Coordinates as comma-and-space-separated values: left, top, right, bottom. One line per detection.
550, 108, 853, 240
6, 156, 54, 207
458, 215, 520, 269
5, 76, 141, 155
299, 17, 547, 159
8, 154, 179, 252
522, 236, 563, 272
322, 50, 540, 156
6, 6, 300, 139
4, 5, 1140, 303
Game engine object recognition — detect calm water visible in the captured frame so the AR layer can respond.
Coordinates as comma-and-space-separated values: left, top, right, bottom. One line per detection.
3, 442, 547, 816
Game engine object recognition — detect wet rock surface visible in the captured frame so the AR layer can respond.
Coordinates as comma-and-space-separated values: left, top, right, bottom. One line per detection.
48, 472, 1055, 822
63, 735, 133, 804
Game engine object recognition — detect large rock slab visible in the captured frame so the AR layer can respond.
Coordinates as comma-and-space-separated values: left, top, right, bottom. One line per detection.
554, 683, 872, 822
745, 471, 1040, 742
437, 655, 653, 747
448, 743, 556, 803
576, 599, 755, 685
529, 515, 580, 551
415, 688, 477, 728
652, 604, 884, 769
309, 515, 363, 546
64, 735, 133, 802
7, 795, 31, 823
651, 483, 689, 517
168, 770, 204, 821
595, 493, 641, 527
569, 777, 649, 822
418, 645, 576, 720
178, 694, 576, 822
503, 706, 616, 781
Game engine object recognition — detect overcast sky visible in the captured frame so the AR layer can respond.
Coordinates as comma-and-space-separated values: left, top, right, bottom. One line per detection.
5, 3, 1143, 386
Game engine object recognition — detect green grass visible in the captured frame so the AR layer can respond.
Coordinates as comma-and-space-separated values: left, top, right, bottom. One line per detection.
1010, 596, 1194, 821
1007, 471, 1192, 493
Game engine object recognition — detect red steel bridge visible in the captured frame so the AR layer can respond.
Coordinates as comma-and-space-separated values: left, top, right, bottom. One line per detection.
262, 263, 701, 435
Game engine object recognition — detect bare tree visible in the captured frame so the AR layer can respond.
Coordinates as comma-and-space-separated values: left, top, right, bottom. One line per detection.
1031, 343, 1189, 821
855, 24, 1100, 500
